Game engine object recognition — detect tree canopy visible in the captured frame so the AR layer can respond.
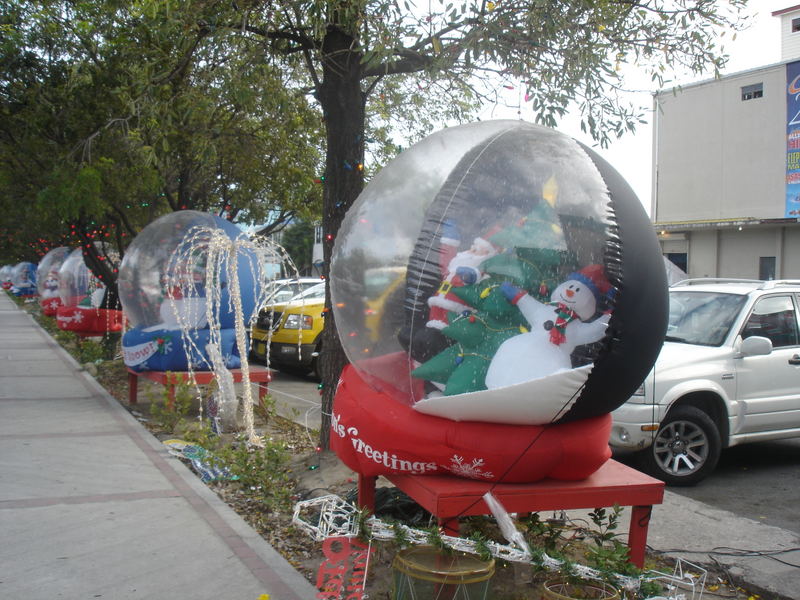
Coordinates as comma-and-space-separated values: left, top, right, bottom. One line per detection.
0, 0, 325, 272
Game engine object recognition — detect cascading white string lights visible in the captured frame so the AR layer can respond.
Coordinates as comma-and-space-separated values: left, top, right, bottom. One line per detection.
161, 224, 300, 445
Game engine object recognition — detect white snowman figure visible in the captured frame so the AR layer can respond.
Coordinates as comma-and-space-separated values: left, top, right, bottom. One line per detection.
42, 273, 59, 297
484, 264, 613, 389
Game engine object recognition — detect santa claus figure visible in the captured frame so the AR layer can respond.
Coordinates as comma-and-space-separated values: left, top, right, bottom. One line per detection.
426, 222, 500, 330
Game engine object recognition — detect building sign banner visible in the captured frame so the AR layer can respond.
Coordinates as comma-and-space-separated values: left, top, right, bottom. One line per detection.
786, 61, 800, 217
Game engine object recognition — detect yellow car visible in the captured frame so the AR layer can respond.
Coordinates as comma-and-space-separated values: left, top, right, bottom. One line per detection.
362, 266, 406, 344
251, 282, 326, 375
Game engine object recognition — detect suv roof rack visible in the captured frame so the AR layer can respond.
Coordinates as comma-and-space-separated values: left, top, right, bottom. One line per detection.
760, 279, 800, 289
671, 278, 763, 287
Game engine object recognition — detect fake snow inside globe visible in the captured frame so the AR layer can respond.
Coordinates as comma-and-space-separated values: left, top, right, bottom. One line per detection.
329, 120, 668, 483
118, 210, 262, 372
37, 247, 71, 314
10, 262, 37, 296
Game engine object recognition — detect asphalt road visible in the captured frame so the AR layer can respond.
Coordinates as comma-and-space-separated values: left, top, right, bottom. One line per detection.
265, 369, 323, 431
615, 438, 800, 536
266, 367, 800, 537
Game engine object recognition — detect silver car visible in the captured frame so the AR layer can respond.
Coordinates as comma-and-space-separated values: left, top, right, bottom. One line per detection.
611, 278, 800, 485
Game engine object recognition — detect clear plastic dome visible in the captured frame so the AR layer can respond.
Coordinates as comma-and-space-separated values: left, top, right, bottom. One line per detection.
0, 265, 12, 283
37, 247, 71, 298
58, 248, 106, 307
11, 262, 37, 289
331, 120, 617, 400
118, 210, 260, 330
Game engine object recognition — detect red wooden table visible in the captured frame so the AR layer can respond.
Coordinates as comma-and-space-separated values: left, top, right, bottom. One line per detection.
127, 365, 273, 407
358, 459, 664, 568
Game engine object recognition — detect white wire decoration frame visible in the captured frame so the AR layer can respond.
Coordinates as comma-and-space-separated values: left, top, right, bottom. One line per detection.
290, 494, 687, 595
642, 558, 708, 600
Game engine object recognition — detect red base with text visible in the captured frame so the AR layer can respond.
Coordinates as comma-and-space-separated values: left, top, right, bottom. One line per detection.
331, 362, 612, 484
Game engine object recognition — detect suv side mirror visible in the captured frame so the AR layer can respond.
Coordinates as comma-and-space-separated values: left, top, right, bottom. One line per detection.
740, 335, 773, 357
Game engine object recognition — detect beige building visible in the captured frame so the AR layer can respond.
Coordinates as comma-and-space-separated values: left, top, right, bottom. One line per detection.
653, 5, 800, 280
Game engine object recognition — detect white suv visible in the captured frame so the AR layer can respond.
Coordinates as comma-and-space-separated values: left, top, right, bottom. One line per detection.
611, 278, 800, 485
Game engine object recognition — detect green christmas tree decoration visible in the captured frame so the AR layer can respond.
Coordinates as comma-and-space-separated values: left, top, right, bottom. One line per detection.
411, 344, 464, 383
412, 182, 585, 396
489, 193, 567, 251
484, 192, 574, 301
411, 279, 530, 395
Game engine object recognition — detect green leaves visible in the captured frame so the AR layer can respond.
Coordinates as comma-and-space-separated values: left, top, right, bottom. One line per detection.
36, 165, 104, 222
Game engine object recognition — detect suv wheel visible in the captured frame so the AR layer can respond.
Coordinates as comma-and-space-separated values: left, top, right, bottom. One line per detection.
639, 405, 721, 486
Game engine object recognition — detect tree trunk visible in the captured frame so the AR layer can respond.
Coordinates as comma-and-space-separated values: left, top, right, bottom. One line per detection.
316, 25, 366, 449
76, 223, 121, 310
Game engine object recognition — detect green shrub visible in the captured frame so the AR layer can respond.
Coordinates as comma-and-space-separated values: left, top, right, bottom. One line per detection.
215, 438, 293, 510
149, 379, 193, 432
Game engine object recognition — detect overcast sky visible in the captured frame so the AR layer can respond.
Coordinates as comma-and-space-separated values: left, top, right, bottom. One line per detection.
478, 1, 785, 214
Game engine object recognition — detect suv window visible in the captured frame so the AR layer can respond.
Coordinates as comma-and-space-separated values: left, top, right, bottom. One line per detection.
741, 295, 799, 348
666, 291, 748, 346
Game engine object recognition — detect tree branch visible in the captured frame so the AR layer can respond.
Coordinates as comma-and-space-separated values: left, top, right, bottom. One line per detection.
151, 30, 209, 86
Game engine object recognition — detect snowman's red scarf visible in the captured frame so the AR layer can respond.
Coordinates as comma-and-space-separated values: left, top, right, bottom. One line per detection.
550, 303, 579, 345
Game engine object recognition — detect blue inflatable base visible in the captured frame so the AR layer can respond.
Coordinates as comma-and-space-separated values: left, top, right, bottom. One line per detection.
123, 327, 249, 372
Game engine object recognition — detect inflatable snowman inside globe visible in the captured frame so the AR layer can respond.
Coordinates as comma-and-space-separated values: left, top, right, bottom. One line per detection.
37, 246, 71, 315
329, 120, 667, 483
118, 210, 262, 372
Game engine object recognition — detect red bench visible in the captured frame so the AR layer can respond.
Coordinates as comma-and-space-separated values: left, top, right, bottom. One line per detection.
127, 365, 273, 408
358, 459, 664, 568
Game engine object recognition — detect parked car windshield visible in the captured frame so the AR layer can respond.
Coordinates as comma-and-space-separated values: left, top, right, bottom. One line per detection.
266, 279, 320, 304
289, 282, 326, 301
666, 291, 748, 346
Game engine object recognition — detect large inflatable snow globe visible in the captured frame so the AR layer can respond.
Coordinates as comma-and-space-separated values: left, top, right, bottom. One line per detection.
37, 247, 71, 315
118, 210, 262, 372
329, 120, 668, 483
0, 265, 13, 290
10, 262, 37, 297
56, 246, 123, 335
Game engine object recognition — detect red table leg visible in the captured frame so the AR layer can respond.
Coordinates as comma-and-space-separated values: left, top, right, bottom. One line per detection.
358, 475, 377, 512
438, 517, 460, 537
627, 505, 653, 568
128, 371, 138, 405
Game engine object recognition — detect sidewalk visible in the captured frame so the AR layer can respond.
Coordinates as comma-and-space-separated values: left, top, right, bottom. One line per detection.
0, 293, 317, 600
2, 293, 800, 600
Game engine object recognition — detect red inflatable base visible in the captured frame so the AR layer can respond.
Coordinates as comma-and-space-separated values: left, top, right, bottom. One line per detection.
41, 297, 62, 317
56, 306, 124, 335
331, 363, 612, 484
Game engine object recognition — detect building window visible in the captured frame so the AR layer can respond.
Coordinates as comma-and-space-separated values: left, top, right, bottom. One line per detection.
759, 256, 776, 281
666, 252, 688, 273
793, 17, 800, 32
741, 83, 763, 101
